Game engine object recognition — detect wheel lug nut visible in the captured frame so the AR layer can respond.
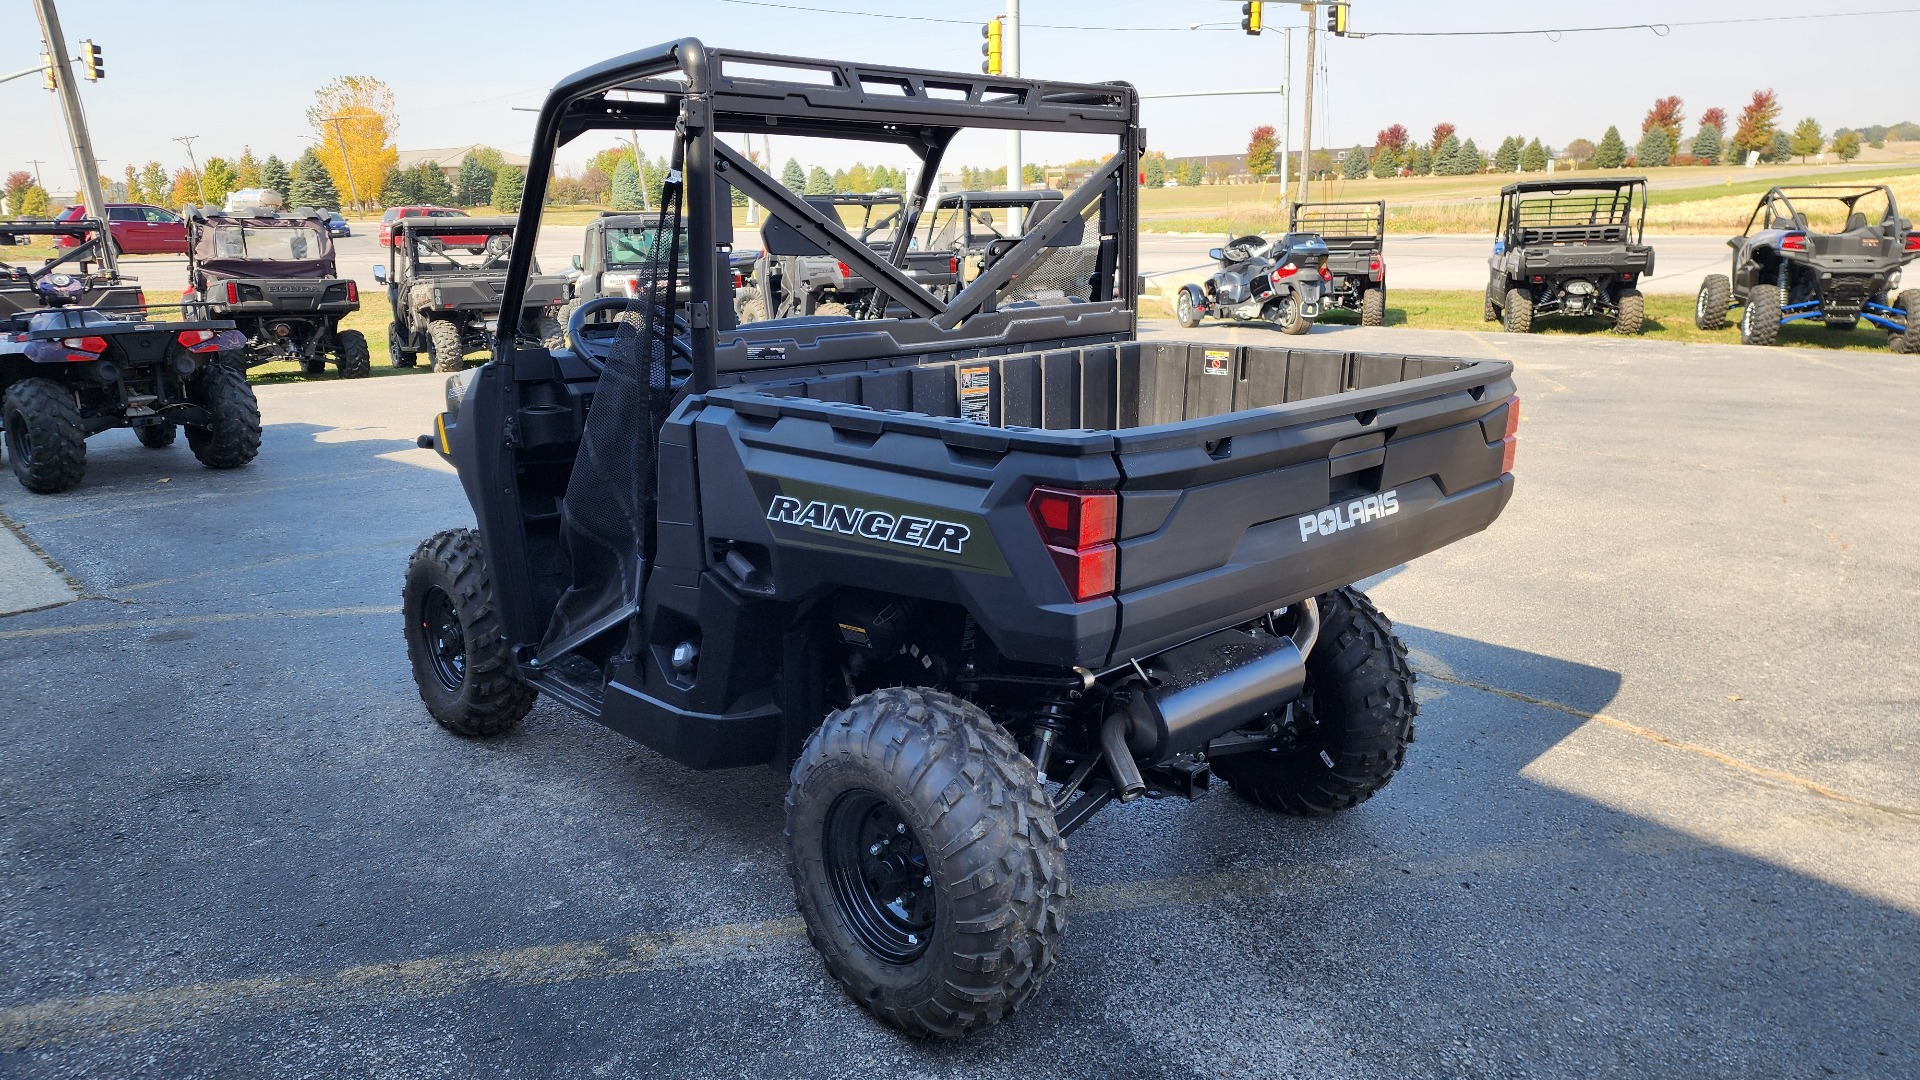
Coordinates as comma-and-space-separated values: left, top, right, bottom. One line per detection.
907, 934, 919, 945
895, 823, 907, 834
922, 876, 932, 887
869, 843, 883, 855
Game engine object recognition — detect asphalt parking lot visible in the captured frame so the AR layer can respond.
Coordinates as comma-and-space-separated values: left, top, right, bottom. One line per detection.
1, 324, 1916, 1078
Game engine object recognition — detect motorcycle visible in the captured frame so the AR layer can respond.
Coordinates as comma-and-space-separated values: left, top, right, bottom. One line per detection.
1174, 232, 1331, 335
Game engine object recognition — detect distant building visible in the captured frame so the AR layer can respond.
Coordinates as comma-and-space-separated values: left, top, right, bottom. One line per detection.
395, 145, 530, 179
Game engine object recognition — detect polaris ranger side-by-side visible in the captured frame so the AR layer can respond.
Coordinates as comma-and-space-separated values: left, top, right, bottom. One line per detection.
1486, 177, 1653, 334
184, 207, 369, 378
1694, 185, 1918, 352
403, 42, 1517, 1038
1, 218, 258, 493
375, 217, 569, 372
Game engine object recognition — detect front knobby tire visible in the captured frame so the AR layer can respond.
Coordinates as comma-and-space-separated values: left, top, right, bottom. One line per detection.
1892, 290, 1920, 354
390, 324, 417, 368
3, 378, 87, 493
1695, 274, 1731, 330
1211, 588, 1417, 817
1612, 288, 1645, 335
786, 687, 1070, 1040
1740, 283, 1781, 346
1502, 287, 1534, 333
429, 319, 465, 373
1359, 285, 1386, 327
185, 361, 262, 469
335, 329, 372, 379
402, 528, 536, 737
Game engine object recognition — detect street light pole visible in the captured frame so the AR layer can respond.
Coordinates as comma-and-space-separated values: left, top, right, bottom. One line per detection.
1297, 10, 1316, 207
30, 0, 107, 227
321, 116, 364, 213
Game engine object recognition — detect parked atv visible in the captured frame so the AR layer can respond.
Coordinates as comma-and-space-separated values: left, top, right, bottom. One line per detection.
375, 216, 568, 372
1291, 200, 1386, 326
1174, 232, 1331, 334
751, 193, 957, 319
1, 219, 257, 493
404, 41, 1517, 1039
916, 189, 1064, 301
184, 207, 369, 378
1486, 177, 1653, 334
1694, 184, 1918, 352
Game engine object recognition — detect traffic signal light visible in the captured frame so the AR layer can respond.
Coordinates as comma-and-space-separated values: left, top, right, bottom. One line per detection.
981, 18, 1003, 75
1326, 2, 1349, 36
41, 52, 55, 91
80, 39, 103, 81
1240, 2, 1262, 35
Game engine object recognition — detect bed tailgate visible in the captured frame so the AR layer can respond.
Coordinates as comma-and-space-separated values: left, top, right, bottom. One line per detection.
1106, 350, 1516, 663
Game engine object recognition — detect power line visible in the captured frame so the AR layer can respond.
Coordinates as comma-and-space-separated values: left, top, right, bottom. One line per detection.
1355, 7, 1920, 39
711, 0, 1202, 31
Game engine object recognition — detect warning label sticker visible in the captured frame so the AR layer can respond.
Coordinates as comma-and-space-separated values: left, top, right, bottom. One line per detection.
1203, 349, 1231, 377
958, 364, 993, 423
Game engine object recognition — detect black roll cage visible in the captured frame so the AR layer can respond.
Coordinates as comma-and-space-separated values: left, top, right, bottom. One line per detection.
1739, 184, 1905, 237
499, 39, 1143, 392
0, 218, 120, 282
1493, 177, 1648, 246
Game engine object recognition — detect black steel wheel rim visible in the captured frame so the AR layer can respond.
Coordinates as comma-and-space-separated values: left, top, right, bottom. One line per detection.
419, 584, 467, 692
822, 789, 935, 965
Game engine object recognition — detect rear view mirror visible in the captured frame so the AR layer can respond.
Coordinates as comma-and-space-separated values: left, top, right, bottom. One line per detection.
975, 211, 994, 225
371, 264, 387, 284
1727, 238, 1742, 250
571, 254, 582, 271
1207, 248, 1223, 261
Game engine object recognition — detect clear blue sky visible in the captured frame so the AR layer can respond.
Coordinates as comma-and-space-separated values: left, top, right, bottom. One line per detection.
5, 0, 1916, 193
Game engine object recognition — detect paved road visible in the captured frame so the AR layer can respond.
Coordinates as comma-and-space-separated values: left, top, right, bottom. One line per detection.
1, 328, 1917, 1077
1141, 233, 1735, 296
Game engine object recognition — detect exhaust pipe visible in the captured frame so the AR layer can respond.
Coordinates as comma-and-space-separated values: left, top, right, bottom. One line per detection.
1102, 599, 1319, 789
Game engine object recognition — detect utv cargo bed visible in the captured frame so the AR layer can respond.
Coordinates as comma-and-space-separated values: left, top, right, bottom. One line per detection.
700, 340, 1515, 667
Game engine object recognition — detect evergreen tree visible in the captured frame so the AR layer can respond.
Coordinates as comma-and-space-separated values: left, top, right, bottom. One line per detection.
1593, 126, 1628, 168
610, 155, 645, 210
490, 167, 526, 212
804, 166, 831, 196
1340, 145, 1369, 179
1766, 130, 1792, 163
781, 158, 806, 195
1433, 133, 1462, 175
830, 168, 848, 192
454, 156, 496, 206
1410, 145, 1434, 176
1690, 124, 1722, 165
290, 149, 340, 210
1494, 136, 1520, 173
414, 162, 454, 205
1458, 139, 1483, 173
1788, 117, 1824, 161
1371, 150, 1397, 179
1520, 139, 1547, 172
1634, 128, 1672, 167
235, 147, 262, 189
260, 154, 291, 198
1144, 152, 1166, 187
1183, 159, 1205, 186
379, 165, 416, 207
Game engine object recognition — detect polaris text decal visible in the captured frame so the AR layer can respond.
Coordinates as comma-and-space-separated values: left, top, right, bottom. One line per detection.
767, 496, 972, 554
1300, 490, 1399, 542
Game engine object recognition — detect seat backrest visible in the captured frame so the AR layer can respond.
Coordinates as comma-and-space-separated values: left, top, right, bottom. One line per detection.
1844, 212, 1869, 233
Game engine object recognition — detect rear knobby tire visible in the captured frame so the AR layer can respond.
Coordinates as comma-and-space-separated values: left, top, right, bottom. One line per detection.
812, 301, 852, 318
1482, 284, 1499, 323
429, 318, 465, 373
1210, 587, 1417, 816
402, 528, 536, 737
1740, 283, 1781, 346
535, 313, 565, 351
1359, 285, 1385, 327
390, 324, 417, 368
335, 329, 372, 379
185, 361, 262, 470
3, 378, 87, 494
1892, 290, 1920, 355
1695, 274, 1731, 330
1612, 288, 1645, 335
135, 422, 176, 449
786, 687, 1070, 1040
1502, 287, 1534, 333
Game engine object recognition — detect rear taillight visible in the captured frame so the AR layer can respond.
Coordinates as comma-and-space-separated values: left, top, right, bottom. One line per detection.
835, 261, 853, 280
176, 328, 220, 353
1320, 266, 1333, 281
1906, 235, 1920, 252
950, 256, 960, 274
60, 335, 107, 360
1368, 258, 1382, 275
225, 281, 239, 303
1501, 394, 1520, 473
1271, 265, 1299, 283
1028, 486, 1119, 602
346, 280, 358, 303
1781, 233, 1806, 252
732, 270, 745, 289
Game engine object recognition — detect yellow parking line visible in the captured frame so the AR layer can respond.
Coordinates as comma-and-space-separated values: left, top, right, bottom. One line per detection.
1415, 667, 1920, 819
0, 846, 1525, 1049
0, 605, 402, 641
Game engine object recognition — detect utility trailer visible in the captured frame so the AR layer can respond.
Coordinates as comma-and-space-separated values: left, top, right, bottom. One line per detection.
1290, 200, 1386, 325
403, 40, 1518, 1039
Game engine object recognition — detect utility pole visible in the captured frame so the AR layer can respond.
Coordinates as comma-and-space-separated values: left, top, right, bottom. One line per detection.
174, 135, 206, 203
1004, 0, 1023, 231
1278, 25, 1291, 220
1297, 5, 1316, 207
27, 160, 47, 187
30, 0, 106, 226
320, 116, 364, 213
